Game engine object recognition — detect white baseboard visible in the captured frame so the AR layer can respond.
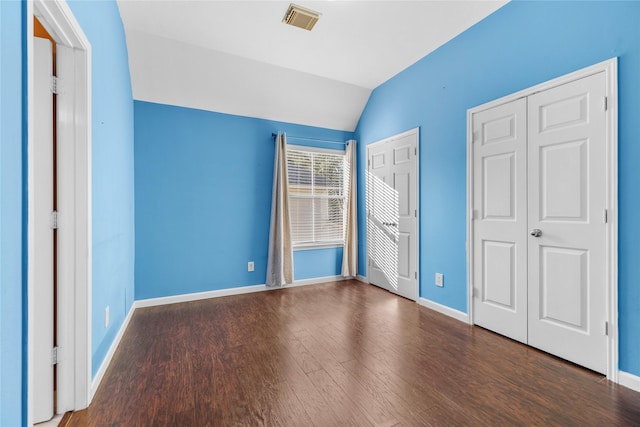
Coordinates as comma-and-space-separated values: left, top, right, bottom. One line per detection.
90, 301, 137, 401
418, 297, 469, 323
293, 275, 347, 286
356, 274, 368, 283
136, 283, 269, 308
136, 276, 348, 308
618, 371, 640, 392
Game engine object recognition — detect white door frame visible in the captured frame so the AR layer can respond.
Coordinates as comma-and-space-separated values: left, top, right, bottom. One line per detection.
28, 0, 92, 424
466, 58, 618, 381
366, 127, 420, 301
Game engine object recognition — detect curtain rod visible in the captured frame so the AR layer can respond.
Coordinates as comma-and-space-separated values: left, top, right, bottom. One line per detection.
272, 133, 347, 146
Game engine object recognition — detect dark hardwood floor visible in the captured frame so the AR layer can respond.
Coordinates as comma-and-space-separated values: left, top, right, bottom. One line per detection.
67, 280, 640, 426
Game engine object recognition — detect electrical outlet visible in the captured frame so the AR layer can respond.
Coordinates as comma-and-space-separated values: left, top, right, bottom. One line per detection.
248, 261, 255, 272
435, 273, 444, 287
104, 306, 110, 328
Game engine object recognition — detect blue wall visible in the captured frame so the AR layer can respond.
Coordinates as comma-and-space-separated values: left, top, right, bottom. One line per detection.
0, 1, 26, 424
134, 101, 352, 300
67, 0, 135, 377
355, 1, 640, 375
294, 247, 344, 281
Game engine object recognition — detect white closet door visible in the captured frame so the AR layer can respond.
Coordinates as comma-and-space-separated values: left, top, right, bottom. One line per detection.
527, 72, 608, 374
34, 36, 55, 424
472, 98, 528, 343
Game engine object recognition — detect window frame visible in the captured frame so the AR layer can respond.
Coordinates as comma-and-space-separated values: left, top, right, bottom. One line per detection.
287, 144, 347, 250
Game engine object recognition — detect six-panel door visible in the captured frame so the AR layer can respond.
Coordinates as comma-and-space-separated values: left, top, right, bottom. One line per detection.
367, 131, 418, 301
527, 72, 607, 373
472, 72, 608, 373
472, 98, 528, 343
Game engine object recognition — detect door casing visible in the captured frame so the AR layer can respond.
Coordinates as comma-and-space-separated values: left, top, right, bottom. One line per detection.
28, 0, 92, 424
466, 58, 618, 381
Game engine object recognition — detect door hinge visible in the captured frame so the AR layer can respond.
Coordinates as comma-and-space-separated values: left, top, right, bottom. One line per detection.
414, 147, 417, 156
51, 76, 60, 95
604, 208, 608, 224
414, 272, 417, 279
473, 287, 479, 298
414, 209, 417, 218
604, 97, 608, 111
472, 131, 479, 143
605, 321, 609, 336
472, 209, 478, 220
50, 211, 59, 230
52, 347, 59, 365
367, 158, 371, 168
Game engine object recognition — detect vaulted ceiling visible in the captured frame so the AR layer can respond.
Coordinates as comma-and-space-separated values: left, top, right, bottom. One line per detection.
118, 0, 508, 131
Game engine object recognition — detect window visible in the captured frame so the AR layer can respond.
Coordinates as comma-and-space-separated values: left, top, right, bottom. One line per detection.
287, 146, 348, 247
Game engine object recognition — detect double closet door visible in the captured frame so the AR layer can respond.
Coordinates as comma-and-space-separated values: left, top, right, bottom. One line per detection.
472, 72, 608, 374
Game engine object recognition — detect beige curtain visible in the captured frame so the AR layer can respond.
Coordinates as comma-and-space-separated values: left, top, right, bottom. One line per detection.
342, 140, 358, 277
266, 133, 294, 287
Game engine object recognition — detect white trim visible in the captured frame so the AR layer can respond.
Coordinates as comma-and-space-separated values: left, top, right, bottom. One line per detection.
27, 4, 35, 426
293, 243, 344, 251
293, 275, 347, 286
136, 285, 271, 308
287, 143, 346, 154
604, 59, 619, 384
137, 277, 348, 309
365, 127, 420, 301
466, 90, 474, 326
32, 414, 63, 427
29, 1, 92, 423
466, 58, 618, 380
356, 274, 368, 283
90, 303, 136, 400
618, 371, 640, 393
418, 298, 469, 323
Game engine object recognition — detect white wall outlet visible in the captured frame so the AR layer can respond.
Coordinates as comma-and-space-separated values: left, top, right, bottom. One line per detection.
104, 305, 110, 328
435, 273, 444, 287
248, 261, 255, 272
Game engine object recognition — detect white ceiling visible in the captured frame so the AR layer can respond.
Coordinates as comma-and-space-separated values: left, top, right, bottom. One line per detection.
118, 0, 508, 131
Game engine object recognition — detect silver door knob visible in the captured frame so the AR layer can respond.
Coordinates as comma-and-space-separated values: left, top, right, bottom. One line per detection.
530, 229, 542, 237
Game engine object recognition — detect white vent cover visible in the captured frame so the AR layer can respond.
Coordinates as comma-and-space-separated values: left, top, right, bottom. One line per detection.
283, 4, 321, 31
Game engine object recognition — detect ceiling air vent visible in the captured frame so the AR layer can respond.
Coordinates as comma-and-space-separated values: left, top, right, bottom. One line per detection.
283, 4, 321, 31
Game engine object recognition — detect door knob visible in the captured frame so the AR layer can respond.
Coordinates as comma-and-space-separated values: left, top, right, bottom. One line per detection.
530, 229, 542, 237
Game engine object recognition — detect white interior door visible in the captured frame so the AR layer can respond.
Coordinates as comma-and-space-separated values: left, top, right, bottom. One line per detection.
527, 72, 607, 373
472, 98, 528, 343
34, 36, 55, 424
471, 71, 608, 374
367, 130, 418, 301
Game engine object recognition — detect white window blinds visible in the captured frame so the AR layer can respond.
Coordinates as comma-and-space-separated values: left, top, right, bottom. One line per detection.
287, 147, 346, 247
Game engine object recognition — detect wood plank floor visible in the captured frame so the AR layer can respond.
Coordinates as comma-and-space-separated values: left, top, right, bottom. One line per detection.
67, 280, 640, 426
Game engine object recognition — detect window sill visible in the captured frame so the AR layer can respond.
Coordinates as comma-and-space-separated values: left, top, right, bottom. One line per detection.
293, 243, 344, 251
